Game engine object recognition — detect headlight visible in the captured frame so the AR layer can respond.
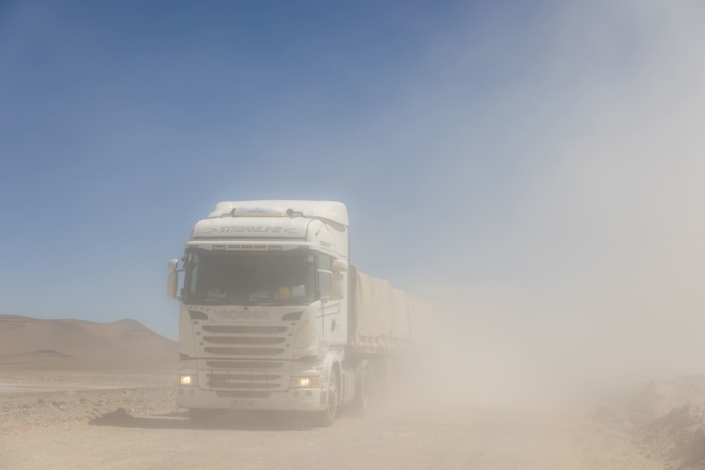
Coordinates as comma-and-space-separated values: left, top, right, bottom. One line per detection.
290, 377, 319, 388
180, 375, 195, 385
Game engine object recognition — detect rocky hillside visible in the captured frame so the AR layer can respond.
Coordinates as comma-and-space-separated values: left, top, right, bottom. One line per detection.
0, 315, 177, 365
594, 375, 705, 469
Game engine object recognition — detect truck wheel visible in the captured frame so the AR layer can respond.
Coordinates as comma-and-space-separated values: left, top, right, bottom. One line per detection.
312, 368, 339, 427
188, 408, 219, 423
352, 360, 371, 415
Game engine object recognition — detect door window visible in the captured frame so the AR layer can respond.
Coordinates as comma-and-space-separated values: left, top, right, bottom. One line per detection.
318, 253, 332, 299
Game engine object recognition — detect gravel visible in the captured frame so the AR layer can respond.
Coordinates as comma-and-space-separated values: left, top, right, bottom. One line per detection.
0, 363, 177, 437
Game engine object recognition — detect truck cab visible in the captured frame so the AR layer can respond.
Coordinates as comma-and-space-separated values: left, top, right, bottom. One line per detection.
167, 200, 367, 426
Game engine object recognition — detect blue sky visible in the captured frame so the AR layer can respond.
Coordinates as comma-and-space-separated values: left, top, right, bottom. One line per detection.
0, 0, 544, 335
1, 0, 704, 376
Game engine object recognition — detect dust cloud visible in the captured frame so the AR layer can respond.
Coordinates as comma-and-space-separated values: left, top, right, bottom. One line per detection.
2, 2, 705, 469
404, 0, 705, 408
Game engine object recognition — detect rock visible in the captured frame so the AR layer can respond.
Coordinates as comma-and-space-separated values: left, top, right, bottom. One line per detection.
93, 407, 134, 424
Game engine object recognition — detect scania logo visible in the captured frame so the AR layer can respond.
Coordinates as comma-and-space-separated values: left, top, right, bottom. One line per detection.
213, 310, 269, 321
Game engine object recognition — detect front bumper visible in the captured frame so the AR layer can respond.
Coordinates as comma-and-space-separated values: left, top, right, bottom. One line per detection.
176, 385, 324, 412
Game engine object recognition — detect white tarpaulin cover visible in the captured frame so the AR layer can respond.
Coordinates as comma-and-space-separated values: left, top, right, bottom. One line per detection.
355, 271, 433, 344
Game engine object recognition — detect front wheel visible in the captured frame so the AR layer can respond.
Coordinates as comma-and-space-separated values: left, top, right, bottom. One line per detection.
312, 368, 339, 427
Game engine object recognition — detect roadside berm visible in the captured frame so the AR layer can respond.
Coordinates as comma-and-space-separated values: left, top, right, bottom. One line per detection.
593, 375, 705, 470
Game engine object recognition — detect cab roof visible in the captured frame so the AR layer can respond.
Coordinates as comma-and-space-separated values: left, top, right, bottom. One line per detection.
208, 200, 349, 226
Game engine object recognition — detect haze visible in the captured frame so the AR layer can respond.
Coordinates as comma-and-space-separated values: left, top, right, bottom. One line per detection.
1, 1, 705, 468
3, 0, 702, 390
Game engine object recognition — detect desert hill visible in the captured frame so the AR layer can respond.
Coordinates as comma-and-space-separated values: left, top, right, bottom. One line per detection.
0, 315, 177, 365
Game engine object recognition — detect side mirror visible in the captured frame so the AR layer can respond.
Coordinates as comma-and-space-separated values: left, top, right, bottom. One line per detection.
167, 259, 180, 300
332, 260, 348, 273
330, 272, 345, 301
167, 271, 179, 300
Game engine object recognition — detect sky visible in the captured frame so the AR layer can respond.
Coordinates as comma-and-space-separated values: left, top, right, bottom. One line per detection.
0, 0, 542, 332
1, 1, 704, 393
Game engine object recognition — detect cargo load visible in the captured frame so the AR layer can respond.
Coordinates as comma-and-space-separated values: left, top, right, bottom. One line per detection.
352, 270, 433, 352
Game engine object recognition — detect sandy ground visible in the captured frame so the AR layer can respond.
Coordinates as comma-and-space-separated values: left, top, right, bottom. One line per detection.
1, 407, 658, 470
0, 364, 667, 470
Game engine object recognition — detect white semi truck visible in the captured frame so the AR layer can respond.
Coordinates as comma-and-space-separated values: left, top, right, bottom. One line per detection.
167, 200, 432, 426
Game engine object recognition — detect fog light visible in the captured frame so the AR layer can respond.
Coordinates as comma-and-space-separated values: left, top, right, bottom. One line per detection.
291, 377, 319, 388
180, 375, 194, 385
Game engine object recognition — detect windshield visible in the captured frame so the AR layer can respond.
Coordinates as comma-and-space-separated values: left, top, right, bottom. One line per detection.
183, 252, 315, 306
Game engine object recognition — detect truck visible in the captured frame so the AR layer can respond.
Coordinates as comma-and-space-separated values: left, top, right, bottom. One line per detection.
167, 200, 432, 426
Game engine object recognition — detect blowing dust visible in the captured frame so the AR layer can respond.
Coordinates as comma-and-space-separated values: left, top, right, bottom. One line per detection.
394, 0, 705, 411
2, 2, 705, 469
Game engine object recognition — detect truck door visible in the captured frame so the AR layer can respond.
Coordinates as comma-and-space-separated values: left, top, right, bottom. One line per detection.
318, 253, 343, 345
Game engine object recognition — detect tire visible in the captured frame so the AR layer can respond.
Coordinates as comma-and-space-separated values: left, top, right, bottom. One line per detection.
188, 408, 220, 423
312, 367, 339, 427
352, 360, 371, 415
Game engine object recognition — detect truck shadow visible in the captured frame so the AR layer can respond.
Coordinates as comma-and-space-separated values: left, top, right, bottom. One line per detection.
88, 409, 317, 431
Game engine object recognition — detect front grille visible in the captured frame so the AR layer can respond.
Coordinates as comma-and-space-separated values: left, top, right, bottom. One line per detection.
205, 361, 283, 369
204, 347, 284, 356
216, 391, 271, 398
198, 321, 292, 359
204, 336, 285, 345
204, 367, 289, 392
209, 374, 282, 381
209, 382, 280, 389
202, 325, 287, 334
198, 319, 294, 392
209, 373, 282, 389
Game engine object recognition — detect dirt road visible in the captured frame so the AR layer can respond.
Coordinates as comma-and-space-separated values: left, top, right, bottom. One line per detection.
0, 364, 668, 470
1, 404, 656, 470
